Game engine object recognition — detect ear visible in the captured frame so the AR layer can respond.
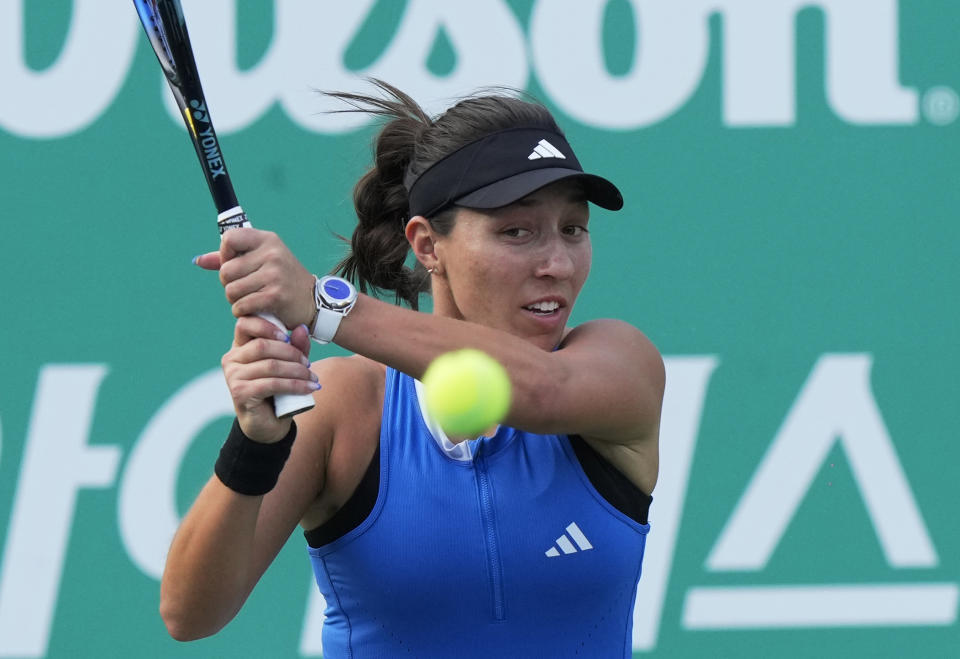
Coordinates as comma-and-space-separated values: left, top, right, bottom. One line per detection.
406, 215, 442, 273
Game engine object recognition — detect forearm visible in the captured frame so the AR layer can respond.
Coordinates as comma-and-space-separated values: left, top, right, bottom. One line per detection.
335, 295, 567, 431
159, 477, 264, 641
333, 295, 663, 444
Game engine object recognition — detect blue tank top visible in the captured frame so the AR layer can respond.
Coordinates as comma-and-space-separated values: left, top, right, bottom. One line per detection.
307, 367, 650, 657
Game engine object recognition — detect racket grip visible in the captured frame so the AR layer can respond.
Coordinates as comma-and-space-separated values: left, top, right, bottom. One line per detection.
257, 311, 317, 419
217, 206, 316, 419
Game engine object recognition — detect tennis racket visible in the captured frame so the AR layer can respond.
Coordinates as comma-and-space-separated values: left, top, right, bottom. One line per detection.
133, 0, 315, 418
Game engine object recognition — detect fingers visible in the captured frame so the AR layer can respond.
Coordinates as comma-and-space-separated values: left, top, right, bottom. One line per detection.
192, 251, 222, 270
216, 229, 316, 327
289, 323, 312, 358
229, 362, 318, 394
233, 315, 296, 346
228, 316, 311, 365
219, 226, 268, 261
223, 318, 319, 420
218, 228, 271, 285
223, 269, 272, 311
224, 337, 313, 378
233, 315, 312, 354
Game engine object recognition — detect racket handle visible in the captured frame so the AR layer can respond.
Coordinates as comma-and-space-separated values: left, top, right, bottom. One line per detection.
217, 206, 316, 419
256, 311, 317, 419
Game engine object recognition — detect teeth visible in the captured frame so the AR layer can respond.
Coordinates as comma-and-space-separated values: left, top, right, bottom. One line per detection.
526, 301, 560, 312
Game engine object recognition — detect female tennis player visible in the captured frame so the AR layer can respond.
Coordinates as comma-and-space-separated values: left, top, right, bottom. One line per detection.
164, 81, 664, 657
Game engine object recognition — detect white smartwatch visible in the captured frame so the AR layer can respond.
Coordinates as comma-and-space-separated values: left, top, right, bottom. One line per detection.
310, 275, 358, 344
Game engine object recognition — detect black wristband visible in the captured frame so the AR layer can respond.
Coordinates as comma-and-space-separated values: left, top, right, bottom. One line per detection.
214, 419, 297, 495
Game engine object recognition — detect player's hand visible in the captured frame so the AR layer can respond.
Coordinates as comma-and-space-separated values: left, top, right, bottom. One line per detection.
200, 228, 317, 329
221, 317, 318, 443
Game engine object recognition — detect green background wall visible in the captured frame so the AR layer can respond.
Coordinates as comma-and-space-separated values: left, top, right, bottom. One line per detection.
1, 1, 957, 656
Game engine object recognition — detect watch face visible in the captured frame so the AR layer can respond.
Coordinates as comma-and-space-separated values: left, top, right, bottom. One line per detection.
320, 277, 357, 309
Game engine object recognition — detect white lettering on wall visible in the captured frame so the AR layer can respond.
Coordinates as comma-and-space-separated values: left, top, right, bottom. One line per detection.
0, 366, 120, 658
0, 0, 919, 138
722, 0, 916, 126
300, 581, 326, 655
0, 354, 950, 654
632, 357, 719, 650
683, 583, 958, 629
119, 368, 234, 580
822, 0, 917, 124
533, 0, 917, 129
683, 354, 955, 631
531, 0, 712, 129
173, 0, 528, 134
707, 353, 936, 571
0, 0, 139, 138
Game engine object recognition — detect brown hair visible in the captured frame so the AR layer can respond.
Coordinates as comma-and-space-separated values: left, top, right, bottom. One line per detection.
326, 79, 561, 309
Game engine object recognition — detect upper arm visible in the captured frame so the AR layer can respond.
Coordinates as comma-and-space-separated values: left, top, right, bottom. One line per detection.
248, 356, 383, 578
541, 320, 664, 494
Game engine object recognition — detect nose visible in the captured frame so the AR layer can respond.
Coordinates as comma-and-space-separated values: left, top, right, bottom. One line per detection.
534, 236, 576, 280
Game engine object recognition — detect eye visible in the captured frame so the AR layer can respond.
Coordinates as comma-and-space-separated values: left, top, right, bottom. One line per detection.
562, 224, 589, 237
502, 227, 532, 238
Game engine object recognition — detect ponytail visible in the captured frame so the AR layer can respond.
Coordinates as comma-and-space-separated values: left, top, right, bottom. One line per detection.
327, 80, 432, 309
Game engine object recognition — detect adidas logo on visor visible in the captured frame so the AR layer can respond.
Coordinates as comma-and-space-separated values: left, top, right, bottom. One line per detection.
528, 139, 566, 160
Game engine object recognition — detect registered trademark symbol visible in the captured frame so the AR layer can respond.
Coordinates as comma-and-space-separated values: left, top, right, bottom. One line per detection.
922, 86, 959, 125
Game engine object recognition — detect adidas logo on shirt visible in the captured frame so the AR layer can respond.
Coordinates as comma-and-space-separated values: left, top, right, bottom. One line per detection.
545, 522, 593, 557
528, 139, 566, 160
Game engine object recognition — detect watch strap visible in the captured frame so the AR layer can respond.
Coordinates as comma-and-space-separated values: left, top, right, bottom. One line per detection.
310, 306, 343, 344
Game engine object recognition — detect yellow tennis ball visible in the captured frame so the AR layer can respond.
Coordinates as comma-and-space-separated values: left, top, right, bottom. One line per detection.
422, 349, 512, 437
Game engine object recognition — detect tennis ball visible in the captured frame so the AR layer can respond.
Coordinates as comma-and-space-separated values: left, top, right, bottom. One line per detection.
422, 349, 512, 437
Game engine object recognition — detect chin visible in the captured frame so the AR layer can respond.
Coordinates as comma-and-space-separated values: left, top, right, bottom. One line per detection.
529, 330, 565, 352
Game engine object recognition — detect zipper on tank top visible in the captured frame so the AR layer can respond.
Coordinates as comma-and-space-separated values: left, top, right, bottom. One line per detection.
473, 444, 506, 621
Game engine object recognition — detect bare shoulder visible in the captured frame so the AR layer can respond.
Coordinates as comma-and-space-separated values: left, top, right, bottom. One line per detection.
563, 319, 664, 381
295, 354, 386, 531
564, 318, 660, 354
296, 353, 385, 471
310, 353, 386, 409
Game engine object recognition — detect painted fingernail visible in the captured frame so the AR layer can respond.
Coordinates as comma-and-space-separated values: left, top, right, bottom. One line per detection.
191, 255, 201, 265
310, 382, 322, 390
301, 356, 310, 367
310, 371, 319, 382
299, 324, 309, 333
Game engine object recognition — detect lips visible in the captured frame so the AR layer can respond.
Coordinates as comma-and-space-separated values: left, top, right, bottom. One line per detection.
524, 300, 559, 313
522, 297, 565, 314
